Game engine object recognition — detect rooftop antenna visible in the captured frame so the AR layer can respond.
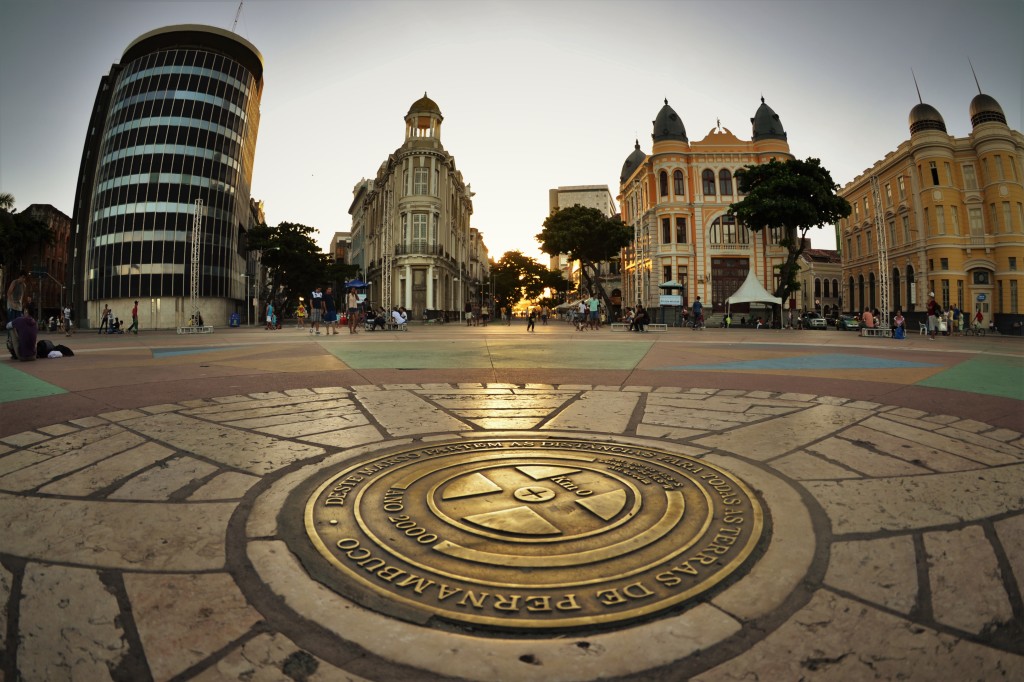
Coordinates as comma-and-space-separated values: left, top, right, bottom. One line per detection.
968, 57, 982, 94
232, 0, 244, 32
912, 68, 923, 103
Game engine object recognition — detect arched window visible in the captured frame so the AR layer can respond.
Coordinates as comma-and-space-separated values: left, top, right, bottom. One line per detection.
891, 267, 902, 310
848, 277, 855, 312
832, 279, 839, 299
659, 171, 668, 197
906, 264, 916, 307
857, 275, 865, 312
823, 279, 830, 298
673, 170, 684, 196
702, 169, 716, 195
719, 169, 733, 195
815, 278, 822, 298
868, 272, 876, 310
708, 215, 749, 244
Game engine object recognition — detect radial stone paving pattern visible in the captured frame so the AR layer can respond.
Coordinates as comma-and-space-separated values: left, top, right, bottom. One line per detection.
1, 384, 1023, 681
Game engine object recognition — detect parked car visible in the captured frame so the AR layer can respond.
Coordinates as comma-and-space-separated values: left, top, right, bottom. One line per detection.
801, 312, 827, 329
836, 315, 860, 331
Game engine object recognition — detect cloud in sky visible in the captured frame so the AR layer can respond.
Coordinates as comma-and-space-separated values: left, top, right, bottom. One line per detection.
1, 0, 1021, 261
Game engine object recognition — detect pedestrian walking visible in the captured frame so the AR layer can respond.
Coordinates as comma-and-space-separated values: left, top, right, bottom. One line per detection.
265, 301, 275, 330
526, 308, 536, 332
99, 304, 111, 333
926, 292, 939, 340
309, 287, 323, 334
347, 288, 360, 334
126, 300, 139, 334
323, 287, 339, 334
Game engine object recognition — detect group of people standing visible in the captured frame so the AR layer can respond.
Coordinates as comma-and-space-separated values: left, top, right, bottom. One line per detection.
271, 287, 366, 335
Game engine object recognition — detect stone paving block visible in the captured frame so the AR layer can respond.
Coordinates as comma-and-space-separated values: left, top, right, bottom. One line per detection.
543, 390, 639, 433
522, 383, 554, 390
717, 389, 747, 396
69, 416, 108, 428
189, 632, 366, 682
140, 403, 181, 413
0, 443, 10, 455
636, 424, 705, 440
121, 413, 324, 475
804, 463, 1024, 534
887, 407, 928, 419
39, 441, 175, 497
0, 430, 47, 447
220, 404, 360, 430
622, 385, 652, 392
923, 413, 960, 424
254, 414, 370, 438
312, 386, 352, 394
643, 407, 756, 432
814, 395, 849, 405
695, 404, 867, 460
843, 400, 883, 411
994, 513, 1024, 596
776, 392, 817, 402
36, 423, 78, 436
952, 418, 995, 434
653, 386, 683, 393
694, 590, 1024, 681
0, 493, 234, 570
354, 389, 469, 437
211, 395, 254, 404
298, 424, 384, 448
841, 424, 984, 473
380, 383, 423, 390
984, 428, 1023, 442
0, 450, 50, 478
0, 428, 145, 492
123, 572, 263, 682
807, 436, 933, 477
98, 408, 148, 422
188, 471, 261, 501
467, 417, 546, 429
284, 388, 316, 396
185, 395, 347, 420
869, 415, 1021, 465
771, 451, 861, 480
109, 455, 219, 501
595, 384, 623, 391
925, 525, 1014, 635
18, 563, 126, 682
27, 423, 124, 458
557, 384, 592, 391
825, 536, 918, 614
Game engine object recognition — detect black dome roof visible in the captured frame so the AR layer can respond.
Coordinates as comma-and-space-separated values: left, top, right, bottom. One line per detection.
751, 97, 787, 141
969, 93, 1006, 126
620, 140, 647, 183
909, 102, 946, 134
652, 99, 687, 143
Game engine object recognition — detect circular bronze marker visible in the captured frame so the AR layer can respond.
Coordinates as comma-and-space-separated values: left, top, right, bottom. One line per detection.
303, 438, 764, 631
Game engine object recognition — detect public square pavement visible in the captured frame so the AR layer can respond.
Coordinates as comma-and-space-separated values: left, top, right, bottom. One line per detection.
1, 321, 1022, 681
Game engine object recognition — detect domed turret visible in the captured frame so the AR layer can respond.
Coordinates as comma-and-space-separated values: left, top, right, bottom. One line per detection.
620, 140, 647, 183
969, 93, 1006, 127
751, 97, 787, 141
651, 99, 687, 143
908, 102, 947, 134
408, 92, 442, 118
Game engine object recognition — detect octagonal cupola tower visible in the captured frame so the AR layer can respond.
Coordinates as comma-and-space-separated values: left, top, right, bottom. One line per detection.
620, 139, 647, 183
406, 92, 443, 143
751, 97, 787, 141
651, 99, 688, 143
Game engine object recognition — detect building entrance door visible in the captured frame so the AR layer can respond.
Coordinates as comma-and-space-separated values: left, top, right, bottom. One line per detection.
712, 258, 749, 313
412, 268, 427, 319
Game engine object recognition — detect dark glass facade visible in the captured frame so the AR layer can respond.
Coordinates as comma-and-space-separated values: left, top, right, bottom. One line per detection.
76, 25, 262, 323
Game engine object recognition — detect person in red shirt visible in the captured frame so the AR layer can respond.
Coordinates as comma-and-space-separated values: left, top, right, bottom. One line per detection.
126, 300, 139, 334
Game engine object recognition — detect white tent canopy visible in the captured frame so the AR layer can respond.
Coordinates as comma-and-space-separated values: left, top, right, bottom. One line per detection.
725, 270, 781, 307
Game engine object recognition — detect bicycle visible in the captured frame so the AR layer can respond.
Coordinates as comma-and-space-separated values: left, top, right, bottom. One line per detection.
961, 323, 985, 337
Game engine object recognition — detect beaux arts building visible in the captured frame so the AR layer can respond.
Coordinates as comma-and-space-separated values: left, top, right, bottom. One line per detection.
348, 94, 486, 320
618, 98, 794, 317
839, 90, 1023, 329
70, 25, 263, 329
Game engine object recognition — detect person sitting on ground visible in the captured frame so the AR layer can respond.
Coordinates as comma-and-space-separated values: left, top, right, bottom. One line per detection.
391, 307, 407, 327
10, 304, 39, 361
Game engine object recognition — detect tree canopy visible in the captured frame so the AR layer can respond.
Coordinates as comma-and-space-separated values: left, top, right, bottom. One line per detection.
247, 221, 356, 311
489, 251, 564, 312
0, 192, 53, 289
536, 205, 631, 310
729, 158, 851, 312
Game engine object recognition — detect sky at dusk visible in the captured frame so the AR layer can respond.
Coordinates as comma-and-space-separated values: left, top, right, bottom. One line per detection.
2, 0, 1022, 262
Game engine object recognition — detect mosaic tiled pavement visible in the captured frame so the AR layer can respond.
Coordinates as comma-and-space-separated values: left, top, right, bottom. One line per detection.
1, 325, 1022, 681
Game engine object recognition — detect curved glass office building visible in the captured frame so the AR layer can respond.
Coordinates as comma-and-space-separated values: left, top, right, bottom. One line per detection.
72, 24, 263, 328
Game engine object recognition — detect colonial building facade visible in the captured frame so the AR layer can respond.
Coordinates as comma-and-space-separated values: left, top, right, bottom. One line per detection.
70, 24, 264, 329
618, 98, 794, 317
839, 91, 1023, 329
348, 95, 486, 320
20, 204, 72, 317
795, 247, 842, 319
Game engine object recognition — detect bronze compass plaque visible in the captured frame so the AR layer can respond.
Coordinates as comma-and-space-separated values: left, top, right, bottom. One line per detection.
303, 438, 764, 631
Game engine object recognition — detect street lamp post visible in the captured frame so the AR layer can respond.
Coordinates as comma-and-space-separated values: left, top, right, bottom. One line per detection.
242, 273, 251, 326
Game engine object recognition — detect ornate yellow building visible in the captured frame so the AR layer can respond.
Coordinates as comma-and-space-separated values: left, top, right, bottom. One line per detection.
839, 91, 1023, 330
618, 98, 794, 319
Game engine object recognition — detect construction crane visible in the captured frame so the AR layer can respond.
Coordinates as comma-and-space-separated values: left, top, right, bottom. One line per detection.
232, 1, 244, 32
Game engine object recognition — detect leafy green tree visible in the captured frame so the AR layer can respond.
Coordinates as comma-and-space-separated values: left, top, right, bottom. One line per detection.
247, 221, 355, 314
0, 192, 53, 291
536, 205, 631, 311
490, 251, 562, 312
729, 158, 851, 318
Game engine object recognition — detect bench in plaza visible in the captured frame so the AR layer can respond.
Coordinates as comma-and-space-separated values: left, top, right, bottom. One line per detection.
177, 325, 214, 334
647, 324, 668, 332
861, 327, 891, 338
610, 323, 630, 331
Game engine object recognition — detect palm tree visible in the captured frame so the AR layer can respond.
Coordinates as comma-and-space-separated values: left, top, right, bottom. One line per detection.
0, 192, 15, 212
